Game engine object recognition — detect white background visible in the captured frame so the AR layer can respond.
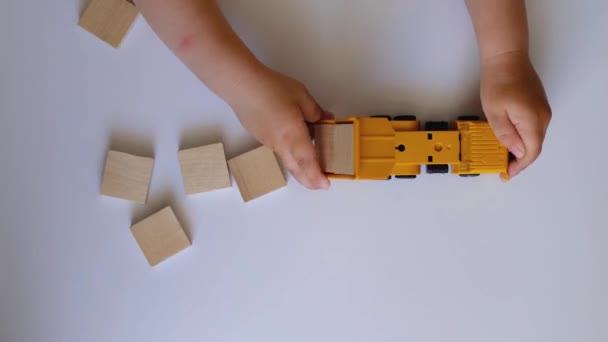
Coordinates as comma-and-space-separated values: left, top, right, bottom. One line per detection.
0, 0, 606, 341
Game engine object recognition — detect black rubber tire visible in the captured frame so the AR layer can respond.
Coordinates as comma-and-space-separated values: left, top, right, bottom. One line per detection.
457, 115, 481, 121
395, 175, 417, 179
425, 121, 449, 131
459, 174, 480, 177
426, 164, 449, 174
393, 115, 417, 121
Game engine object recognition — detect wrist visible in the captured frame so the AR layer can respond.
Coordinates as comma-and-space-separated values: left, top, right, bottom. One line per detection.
481, 49, 529, 70
206, 57, 270, 108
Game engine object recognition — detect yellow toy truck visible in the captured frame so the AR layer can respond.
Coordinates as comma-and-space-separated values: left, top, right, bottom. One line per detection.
313, 115, 509, 180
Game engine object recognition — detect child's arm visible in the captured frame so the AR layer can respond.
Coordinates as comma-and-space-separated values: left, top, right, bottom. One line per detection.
133, 0, 330, 190
465, 0, 551, 178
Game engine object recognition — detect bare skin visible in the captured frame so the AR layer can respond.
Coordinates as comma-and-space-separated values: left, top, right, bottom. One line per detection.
134, 0, 551, 186
466, 0, 552, 178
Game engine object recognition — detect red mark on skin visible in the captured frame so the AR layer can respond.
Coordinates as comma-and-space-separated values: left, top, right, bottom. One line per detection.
177, 34, 195, 54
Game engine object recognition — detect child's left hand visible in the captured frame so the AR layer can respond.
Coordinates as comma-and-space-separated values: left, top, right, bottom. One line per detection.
480, 51, 552, 179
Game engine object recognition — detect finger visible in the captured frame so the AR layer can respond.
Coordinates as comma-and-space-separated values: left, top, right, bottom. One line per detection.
321, 110, 335, 120
508, 118, 544, 177
276, 124, 330, 190
298, 88, 324, 123
279, 142, 330, 190
486, 111, 527, 160
307, 110, 335, 136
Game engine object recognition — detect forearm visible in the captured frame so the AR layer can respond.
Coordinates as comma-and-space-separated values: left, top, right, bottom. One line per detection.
133, 0, 265, 104
465, 0, 529, 63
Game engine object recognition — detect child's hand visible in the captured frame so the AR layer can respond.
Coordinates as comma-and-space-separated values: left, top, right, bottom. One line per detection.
480, 51, 552, 178
228, 67, 331, 190
133, 0, 330, 189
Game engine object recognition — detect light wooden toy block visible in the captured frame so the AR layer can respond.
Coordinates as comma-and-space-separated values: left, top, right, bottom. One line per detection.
228, 146, 287, 202
178, 143, 231, 194
79, 0, 138, 48
313, 124, 355, 175
130, 206, 191, 267
100, 150, 154, 204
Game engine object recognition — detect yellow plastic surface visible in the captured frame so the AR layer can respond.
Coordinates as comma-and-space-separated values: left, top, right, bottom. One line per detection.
452, 121, 509, 178
317, 117, 508, 179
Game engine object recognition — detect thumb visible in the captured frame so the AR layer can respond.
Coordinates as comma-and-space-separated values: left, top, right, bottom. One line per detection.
276, 121, 330, 190
487, 112, 526, 159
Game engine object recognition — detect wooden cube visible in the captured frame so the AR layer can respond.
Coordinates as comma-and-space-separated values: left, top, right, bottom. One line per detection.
100, 150, 154, 203
130, 206, 191, 267
178, 143, 231, 194
313, 124, 355, 175
228, 146, 286, 202
79, 0, 138, 48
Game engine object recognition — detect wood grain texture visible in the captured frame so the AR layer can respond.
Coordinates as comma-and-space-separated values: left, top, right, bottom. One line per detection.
178, 143, 231, 194
79, 0, 138, 48
130, 206, 191, 267
228, 146, 287, 202
313, 124, 355, 175
100, 150, 154, 203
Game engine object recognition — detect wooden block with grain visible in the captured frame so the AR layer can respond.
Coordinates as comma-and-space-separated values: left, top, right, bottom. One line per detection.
228, 146, 287, 202
178, 143, 231, 194
313, 124, 355, 175
79, 0, 138, 48
100, 150, 154, 203
130, 206, 191, 267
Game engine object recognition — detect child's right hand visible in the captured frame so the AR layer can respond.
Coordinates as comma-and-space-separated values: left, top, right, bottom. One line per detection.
134, 0, 330, 190
227, 66, 331, 190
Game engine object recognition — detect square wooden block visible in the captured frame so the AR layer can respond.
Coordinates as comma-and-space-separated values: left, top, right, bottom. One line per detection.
100, 150, 154, 203
79, 0, 138, 48
131, 206, 191, 267
313, 124, 355, 175
178, 143, 231, 194
228, 146, 287, 202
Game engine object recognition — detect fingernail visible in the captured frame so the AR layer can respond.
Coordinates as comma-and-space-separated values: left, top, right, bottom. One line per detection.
511, 147, 525, 159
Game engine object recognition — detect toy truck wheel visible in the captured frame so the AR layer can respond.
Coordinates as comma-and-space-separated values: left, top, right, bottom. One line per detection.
371, 115, 392, 120
393, 115, 417, 121
459, 174, 480, 177
425, 121, 449, 130
426, 165, 449, 174
395, 175, 417, 179
458, 115, 481, 121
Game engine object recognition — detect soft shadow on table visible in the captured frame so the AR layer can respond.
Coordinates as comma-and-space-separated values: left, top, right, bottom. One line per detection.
131, 184, 194, 242
218, 0, 327, 87
364, 82, 483, 120
179, 123, 225, 151
78, 0, 90, 16
219, 0, 488, 120
180, 122, 254, 159
526, 1, 555, 88
107, 130, 155, 158
224, 135, 263, 160
179, 122, 262, 160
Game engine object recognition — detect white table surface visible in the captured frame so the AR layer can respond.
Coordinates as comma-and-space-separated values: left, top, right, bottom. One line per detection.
1, 1, 606, 341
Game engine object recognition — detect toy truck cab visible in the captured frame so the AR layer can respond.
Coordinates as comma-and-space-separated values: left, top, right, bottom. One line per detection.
313, 116, 509, 180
